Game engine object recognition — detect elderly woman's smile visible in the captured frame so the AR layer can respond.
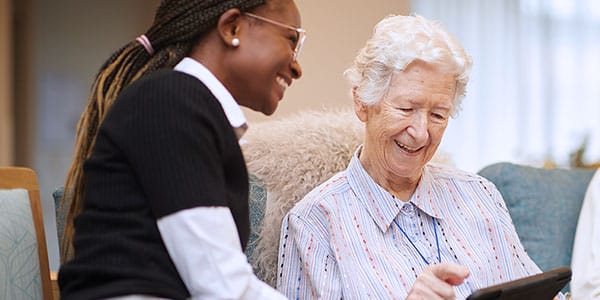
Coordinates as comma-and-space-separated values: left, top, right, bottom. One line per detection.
394, 140, 423, 153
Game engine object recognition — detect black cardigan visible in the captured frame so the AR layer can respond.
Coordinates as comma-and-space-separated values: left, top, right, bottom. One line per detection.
59, 69, 249, 300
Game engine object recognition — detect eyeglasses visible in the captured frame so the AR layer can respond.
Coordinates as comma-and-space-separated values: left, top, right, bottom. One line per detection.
244, 12, 306, 61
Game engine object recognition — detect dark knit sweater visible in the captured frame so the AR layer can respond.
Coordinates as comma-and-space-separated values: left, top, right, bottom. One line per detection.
58, 70, 250, 300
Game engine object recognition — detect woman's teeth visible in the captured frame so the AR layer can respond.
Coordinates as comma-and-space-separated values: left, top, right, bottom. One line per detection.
276, 76, 288, 90
395, 140, 420, 153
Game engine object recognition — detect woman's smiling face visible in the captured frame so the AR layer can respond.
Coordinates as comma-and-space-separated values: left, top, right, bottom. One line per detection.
229, 0, 303, 116
356, 60, 456, 186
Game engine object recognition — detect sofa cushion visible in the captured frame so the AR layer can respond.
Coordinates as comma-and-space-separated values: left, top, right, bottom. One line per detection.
245, 175, 266, 260
0, 189, 44, 299
478, 162, 595, 273
53, 187, 65, 253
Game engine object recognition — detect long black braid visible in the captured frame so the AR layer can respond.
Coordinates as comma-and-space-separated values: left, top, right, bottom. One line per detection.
61, 0, 266, 262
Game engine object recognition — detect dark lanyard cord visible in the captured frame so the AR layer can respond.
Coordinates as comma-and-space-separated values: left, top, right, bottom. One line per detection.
393, 217, 441, 265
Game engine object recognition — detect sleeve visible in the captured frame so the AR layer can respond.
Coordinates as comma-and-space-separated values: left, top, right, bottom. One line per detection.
571, 171, 600, 300
157, 207, 286, 300
277, 211, 342, 300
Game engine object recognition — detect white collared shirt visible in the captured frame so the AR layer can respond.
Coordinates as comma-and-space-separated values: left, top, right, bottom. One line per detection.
175, 57, 247, 134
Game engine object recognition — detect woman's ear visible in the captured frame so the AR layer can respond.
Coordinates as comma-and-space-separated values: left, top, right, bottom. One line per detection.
353, 87, 368, 122
217, 8, 243, 47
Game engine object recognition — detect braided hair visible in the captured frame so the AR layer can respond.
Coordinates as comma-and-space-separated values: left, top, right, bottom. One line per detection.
61, 0, 266, 262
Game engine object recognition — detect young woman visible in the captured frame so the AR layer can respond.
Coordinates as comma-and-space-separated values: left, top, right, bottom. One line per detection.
58, 0, 304, 299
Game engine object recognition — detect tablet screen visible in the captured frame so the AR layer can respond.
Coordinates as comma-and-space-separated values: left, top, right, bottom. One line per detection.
466, 266, 571, 300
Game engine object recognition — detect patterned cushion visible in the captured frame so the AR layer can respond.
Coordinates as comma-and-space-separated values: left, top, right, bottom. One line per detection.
52, 187, 65, 254
245, 175, 266, 261
478, 163, 595, 272
0, 189, 43, 300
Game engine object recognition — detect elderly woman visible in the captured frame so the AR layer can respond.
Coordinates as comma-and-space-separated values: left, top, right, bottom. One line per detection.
277, 15, 552, 299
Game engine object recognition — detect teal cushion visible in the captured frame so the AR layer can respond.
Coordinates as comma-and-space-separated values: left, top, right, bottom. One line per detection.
478, 163, 595, 272
0, 189, 43, 300
246, 175, 266, 261
52, 187, 65, 253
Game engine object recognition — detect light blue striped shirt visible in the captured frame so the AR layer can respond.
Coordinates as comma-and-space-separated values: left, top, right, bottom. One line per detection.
277, 149, 544, 299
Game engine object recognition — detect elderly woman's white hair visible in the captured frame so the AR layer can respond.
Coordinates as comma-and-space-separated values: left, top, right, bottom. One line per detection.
344, 14, 472, 116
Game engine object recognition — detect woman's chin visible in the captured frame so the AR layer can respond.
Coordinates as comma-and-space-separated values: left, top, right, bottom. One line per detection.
260, 103, 278, 116
260, 97, 280, 115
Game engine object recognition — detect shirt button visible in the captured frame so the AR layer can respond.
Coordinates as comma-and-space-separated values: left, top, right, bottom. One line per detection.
401, 203, 415, 216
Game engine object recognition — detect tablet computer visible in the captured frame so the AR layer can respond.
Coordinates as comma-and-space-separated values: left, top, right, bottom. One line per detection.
466, 266, 571, 300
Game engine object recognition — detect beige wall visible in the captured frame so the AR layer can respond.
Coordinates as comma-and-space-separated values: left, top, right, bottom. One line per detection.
0, 0, 13, 165
13, 0, 407, 271
24, 0, 158, 271
243, 0, 409, 122
13, 0, 35, 167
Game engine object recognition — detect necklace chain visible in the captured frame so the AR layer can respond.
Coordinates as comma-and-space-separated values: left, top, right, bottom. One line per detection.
393, 216, 441, 265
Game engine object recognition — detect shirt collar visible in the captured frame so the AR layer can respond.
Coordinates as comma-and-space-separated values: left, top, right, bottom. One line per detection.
174, 57, 247, 128
411, 165, 446, 220
347, 146, 445, 233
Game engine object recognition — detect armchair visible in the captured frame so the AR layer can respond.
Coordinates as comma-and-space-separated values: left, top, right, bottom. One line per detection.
242, 109, 596, 291
0, 167, 54, 300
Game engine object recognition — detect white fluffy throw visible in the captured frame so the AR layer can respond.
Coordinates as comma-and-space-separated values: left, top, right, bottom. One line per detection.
241, 108, 364, 287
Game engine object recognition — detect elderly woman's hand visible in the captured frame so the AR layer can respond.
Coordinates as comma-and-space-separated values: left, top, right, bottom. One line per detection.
406, 262, 470, 300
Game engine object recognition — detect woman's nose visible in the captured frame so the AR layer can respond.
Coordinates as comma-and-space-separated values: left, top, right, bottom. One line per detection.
290, 60, 302, 79
407, 113, 429, 142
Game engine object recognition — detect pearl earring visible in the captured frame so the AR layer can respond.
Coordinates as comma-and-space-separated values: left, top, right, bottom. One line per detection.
232, 38, 240, 47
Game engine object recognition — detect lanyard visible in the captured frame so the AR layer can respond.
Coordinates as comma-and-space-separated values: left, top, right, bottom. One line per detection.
393, 216, 441, 265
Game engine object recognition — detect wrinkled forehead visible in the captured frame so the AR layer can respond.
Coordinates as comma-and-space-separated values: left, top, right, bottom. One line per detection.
389, 61, 458, 100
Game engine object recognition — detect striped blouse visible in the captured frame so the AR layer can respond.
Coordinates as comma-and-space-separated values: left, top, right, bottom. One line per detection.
277, 150, 544, 299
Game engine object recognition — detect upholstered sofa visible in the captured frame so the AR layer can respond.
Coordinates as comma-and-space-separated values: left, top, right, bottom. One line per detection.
240, 109, 597, 290
478, 163, 595, 278
54, 109, 596, 293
